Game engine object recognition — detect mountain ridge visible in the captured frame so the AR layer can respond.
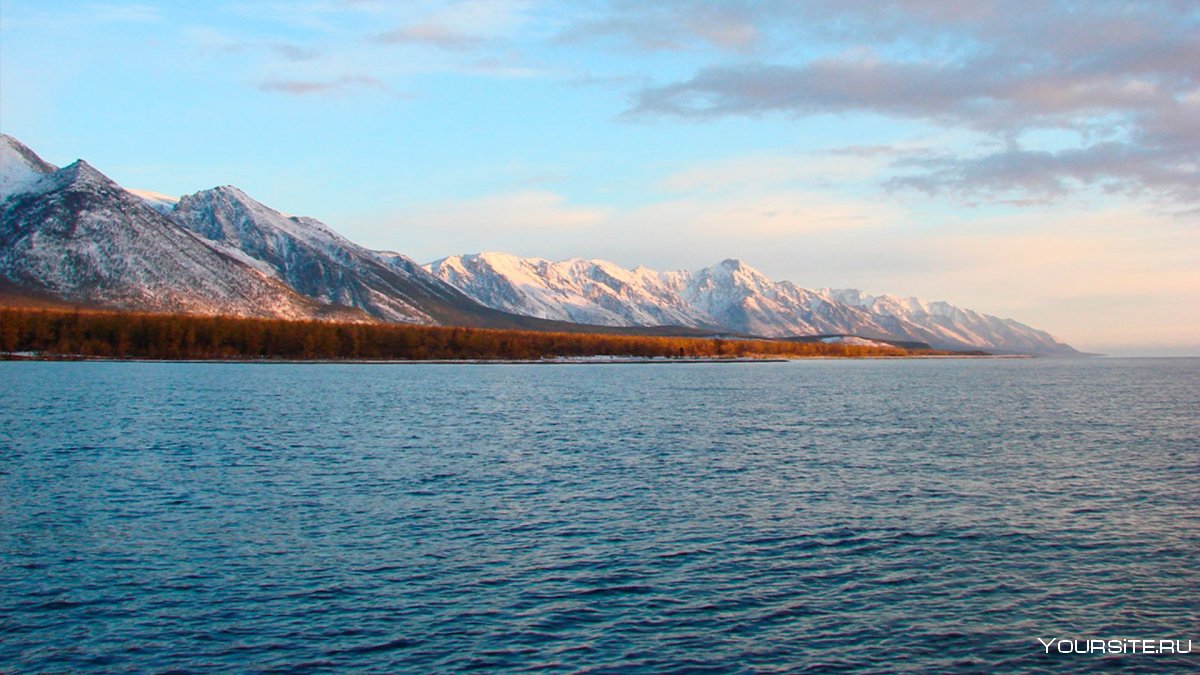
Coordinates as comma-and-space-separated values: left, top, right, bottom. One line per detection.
426, 252, 1079, 355
1, 134, 1078, 354
0, 137, 353, 320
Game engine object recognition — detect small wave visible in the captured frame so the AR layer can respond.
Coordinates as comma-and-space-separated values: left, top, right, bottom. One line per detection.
326, 636, 418, 655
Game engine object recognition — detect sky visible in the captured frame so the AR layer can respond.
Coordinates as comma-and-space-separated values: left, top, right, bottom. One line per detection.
1, 1, 1197, 355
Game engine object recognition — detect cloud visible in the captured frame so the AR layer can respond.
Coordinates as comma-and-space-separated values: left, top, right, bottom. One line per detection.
556, 3, 759, 52
557, 17, 686, 52
271, 43, 320, 61
631, 58, 991, 122
886, 140, 1200, 207
375, 0, 532, 51
404, 190, 607, 232
657, 154, 886, 194
629, 57, 1182, 133
622, 191, 893, 238
359, 190, 608, 263
257, 75, 383, 95
615, 1, 1200, 208
385, 183, 890, 268
466, 56, 549, 79
181, 25, 320, 62
376, 23, 481, 50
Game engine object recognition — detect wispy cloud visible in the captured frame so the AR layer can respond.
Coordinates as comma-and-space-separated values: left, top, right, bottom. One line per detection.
257, 74, 383, 95
270, 43, 320, 61
375, 0, 532, 51
557, 3, 759, 53
376, 23, 481, 50
622, 191, 892, 238
885, 140, 1200, 208
657, 154, 886, 194
404, 190, 607, 232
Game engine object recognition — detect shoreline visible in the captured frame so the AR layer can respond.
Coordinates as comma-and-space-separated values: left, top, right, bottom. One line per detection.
2, 352, 1024, 364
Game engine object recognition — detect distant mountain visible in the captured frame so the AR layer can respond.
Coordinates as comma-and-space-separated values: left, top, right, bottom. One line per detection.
171, 185, 500, 325
0, 134, 706, 333
0, 135, 566, 329
425, 252, 718, 328
427, 253, 1080, 355
0, 134, 1080, 354
821, 288, 1077, 357
0, 135, 346, 320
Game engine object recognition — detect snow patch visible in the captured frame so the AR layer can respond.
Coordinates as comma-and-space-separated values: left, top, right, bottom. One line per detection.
1, 134, 58, 200
426, 252, 1076, 354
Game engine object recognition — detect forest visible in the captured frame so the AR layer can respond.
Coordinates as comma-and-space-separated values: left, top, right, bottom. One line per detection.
0, 307, 946, 360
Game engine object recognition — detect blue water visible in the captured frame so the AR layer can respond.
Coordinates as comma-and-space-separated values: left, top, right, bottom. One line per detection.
1, 358, 1197, 673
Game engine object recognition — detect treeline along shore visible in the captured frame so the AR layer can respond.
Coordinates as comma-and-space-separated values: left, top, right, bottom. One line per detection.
0, 307, 952, 361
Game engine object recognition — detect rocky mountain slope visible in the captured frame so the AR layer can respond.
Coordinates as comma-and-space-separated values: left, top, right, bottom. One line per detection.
171, 185, 489, 324
0, 134, 568, 330
0, 135, 345, 319
427, 253, 1079, 355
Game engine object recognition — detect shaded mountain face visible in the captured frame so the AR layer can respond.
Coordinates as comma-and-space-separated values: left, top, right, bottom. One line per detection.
168, 186, 579, 328
171, 185, 443, 324
0, 136, 341, 319
427, 253, 1080, 355
0, 134, 628, 332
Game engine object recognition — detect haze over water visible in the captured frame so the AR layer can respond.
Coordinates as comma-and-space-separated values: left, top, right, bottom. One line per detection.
2, 359, 1197, 672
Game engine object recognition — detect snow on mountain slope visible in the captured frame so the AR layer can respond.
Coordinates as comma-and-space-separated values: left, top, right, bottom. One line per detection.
426, 254, 888, 337
427, 253, 1080, 355
0, 134, 1081, 353
170, 186, 517, 325
0, 135, 613, 331
426, 252, 715, 327
1, 134, 59, 199
825, 288, 1077, 354
676, 259, 894, 337
171, 186, 433, 323
0, 155, 338, 319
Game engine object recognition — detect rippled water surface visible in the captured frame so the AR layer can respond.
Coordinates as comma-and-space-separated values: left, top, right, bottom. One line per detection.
2, 358, 1198, 673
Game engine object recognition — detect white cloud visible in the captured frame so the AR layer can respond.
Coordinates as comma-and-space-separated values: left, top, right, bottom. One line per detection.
402, 190, 608, 232
657, 153, 888, 194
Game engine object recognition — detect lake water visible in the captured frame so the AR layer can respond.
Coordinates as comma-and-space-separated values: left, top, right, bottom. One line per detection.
1, 358, 1197, 673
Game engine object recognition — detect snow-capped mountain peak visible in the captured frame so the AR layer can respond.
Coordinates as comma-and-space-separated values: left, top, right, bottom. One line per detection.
2, 135, 517, 327
0, 148, 334, 319
53, 159, 112, 189
426, 252, 718, 328
1, 134, 60, 200
426, 252, 1079, 355
168, 183, 514, 325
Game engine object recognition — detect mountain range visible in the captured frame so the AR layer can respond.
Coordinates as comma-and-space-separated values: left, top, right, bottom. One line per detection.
425, 253, 1078, 355
0, 134, 591, 333
0, 134, 1079, 355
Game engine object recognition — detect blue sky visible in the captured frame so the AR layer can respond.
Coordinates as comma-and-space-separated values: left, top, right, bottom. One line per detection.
2, 1, 1197, 355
